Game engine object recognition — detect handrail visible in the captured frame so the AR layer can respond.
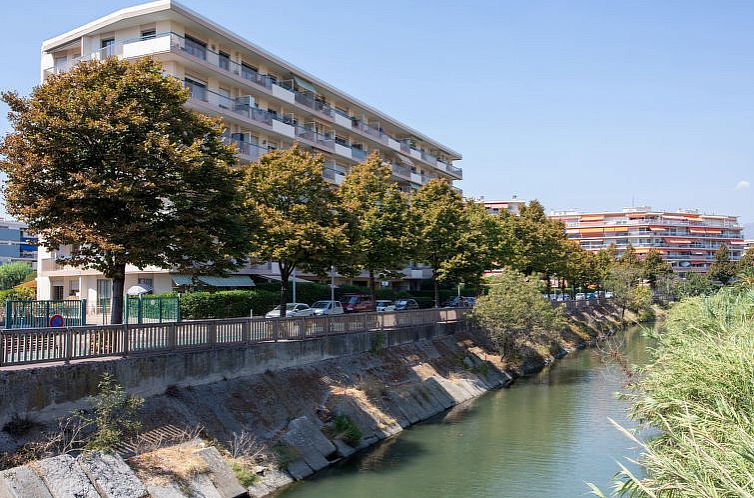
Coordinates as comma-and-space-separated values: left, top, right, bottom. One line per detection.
0, 308, 469, 367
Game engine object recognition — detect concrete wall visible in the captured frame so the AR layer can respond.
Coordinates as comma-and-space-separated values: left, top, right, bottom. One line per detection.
0, 321, 463, 427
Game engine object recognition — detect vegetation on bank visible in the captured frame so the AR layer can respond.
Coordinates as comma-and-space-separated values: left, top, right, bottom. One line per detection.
600, 287, 754, 497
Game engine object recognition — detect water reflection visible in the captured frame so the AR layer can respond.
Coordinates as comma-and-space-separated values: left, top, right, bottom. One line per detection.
279, 325, 655, 498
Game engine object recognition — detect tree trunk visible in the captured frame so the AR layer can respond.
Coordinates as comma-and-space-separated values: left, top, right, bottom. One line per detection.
433, 277, 440, 308
368, 269, 376, 303
109, 263, 126, 325
279, 263, 291, 318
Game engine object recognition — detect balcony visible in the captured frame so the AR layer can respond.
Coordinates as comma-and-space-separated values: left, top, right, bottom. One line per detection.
44, 31, 463, 179
221, 135, 268, 162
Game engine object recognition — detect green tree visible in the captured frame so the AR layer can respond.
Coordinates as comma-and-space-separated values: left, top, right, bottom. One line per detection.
593, 244, 618, 290
707, 243, 737, 285
677, 272, 717, 297
494, 200, 567, 289
472, 269, 565, 358
0, 58, 249, 323
641, 248, 673, 290
0, 262, 34, 290
604, 264, 642, 321
619, 243, 642, 271
561, 241, 597, 297
242, 145, 348, 317
737, 247, 754, 272
411, 180, 495, 307
337, 153, 411, 299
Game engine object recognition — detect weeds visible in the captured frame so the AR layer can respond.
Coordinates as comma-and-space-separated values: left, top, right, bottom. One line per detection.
332, 415, 362, 446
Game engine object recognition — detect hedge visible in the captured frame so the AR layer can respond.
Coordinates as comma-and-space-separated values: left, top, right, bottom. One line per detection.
178, 290, 279, 319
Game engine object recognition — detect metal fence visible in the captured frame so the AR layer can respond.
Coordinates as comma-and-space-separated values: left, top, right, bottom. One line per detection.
0, 308, 469, 368
125, 296, 180, 324
4, 300, 87, 329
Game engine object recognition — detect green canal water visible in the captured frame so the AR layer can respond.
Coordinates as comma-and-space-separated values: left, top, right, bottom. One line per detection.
279, 325, 654, 498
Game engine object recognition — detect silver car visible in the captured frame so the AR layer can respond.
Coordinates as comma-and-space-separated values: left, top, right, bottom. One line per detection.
265, 303, 314, 318
310, 300, 344, 315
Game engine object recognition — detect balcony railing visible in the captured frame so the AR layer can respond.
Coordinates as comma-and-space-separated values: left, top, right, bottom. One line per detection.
44, 31, 462, 178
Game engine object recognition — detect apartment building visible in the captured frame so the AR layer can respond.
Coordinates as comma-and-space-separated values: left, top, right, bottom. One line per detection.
36, 0, 461, 304
549, 207, 745, 277
482, 197, 527, 216
0, 219, 37, 267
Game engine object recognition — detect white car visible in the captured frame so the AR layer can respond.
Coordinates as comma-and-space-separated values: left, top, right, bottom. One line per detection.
265, 303, 314, 318
310, 300, 344, 315
375, 300, 395, 312
575, 293, 586, 301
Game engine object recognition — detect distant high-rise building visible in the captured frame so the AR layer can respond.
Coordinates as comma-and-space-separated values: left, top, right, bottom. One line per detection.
549, 207, 745, 277
483, 197, 527, 216
0, 219, 37, 267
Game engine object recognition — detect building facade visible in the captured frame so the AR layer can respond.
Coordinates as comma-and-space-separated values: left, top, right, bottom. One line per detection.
549, 207, 745, 277
0, 219, 37, 268
36, 0, 461, 306
482, 197, 526, 216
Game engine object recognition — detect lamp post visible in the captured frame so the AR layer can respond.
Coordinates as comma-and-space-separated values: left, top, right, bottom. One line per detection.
292, 267, 297, 303
330, 266, 335, 302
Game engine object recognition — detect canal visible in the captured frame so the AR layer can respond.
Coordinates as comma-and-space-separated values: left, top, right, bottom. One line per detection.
279, 324, 654, 498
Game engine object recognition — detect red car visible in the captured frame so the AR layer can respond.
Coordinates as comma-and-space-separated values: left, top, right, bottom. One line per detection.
342, 294, 375, 313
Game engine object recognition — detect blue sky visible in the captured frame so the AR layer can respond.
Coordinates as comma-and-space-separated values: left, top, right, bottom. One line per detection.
1, 0, 753, 226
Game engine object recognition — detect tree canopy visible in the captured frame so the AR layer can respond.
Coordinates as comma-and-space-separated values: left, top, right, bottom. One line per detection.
242, 145, 348, 316
0, 262, 34, 290
708, 243, 737, 285
0, 57, 249, 323
337, 153, 412, 297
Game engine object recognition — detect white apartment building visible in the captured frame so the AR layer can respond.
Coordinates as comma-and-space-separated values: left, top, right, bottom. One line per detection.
36, 0, 462, 306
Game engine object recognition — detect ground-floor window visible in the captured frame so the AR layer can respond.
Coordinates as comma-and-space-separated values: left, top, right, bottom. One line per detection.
96, 278, 111, 313
52, 285, 64, 301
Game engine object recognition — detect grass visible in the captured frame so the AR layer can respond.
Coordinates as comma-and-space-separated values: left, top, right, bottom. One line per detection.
228, 459, 260, 487
332, 415, 362, 446
602, 287, 754, 496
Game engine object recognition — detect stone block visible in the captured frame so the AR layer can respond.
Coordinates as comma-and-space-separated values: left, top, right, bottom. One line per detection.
0, 465, 53, 498
33, 454, 99, 498
281, 417, 335, 472
77, 451, 148, 498
285, 460, 313, 481
193, 446, 246, 498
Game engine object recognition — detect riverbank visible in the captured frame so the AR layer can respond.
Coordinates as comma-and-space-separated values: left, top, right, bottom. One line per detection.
0, 301, 638, 497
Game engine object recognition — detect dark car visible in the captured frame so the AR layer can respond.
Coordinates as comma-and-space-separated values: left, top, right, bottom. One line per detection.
442, 296, 475, 308
394, 298, 419, 311
342, 293, 375, 313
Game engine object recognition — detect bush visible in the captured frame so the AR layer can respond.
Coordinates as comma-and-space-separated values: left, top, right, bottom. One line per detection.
610, 288, 754, 496
332, 415, 362, 446
86, 373, 144, 451
471, 269, 565, 358
179, 290, 279, 319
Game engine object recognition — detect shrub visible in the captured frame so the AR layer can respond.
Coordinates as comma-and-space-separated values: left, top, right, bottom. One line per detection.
610, 288, 754, 496
179, 290, 278, 319
332, 415, 362, 446
86, 373, 144, 451
2, 414, 38, 437
471, 269, 565, 358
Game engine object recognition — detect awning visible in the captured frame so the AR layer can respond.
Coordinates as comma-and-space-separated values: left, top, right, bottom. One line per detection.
580, 215, 604, 222
663, 215, 686, 220
580, 228, 604, 234
198, 275, 255, 287
260, 274, 313, 284
171, 275, 193, 286
650, 227, 666, 231
171, 274, 256, 287
689, 228, 706, 234
667, 239, 692, 244
293, 76, 317, 94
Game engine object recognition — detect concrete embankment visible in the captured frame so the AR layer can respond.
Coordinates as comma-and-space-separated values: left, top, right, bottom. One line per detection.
0, 302, 629, 497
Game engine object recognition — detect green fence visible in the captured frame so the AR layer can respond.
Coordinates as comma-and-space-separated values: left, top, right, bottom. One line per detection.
4, 300, 86, 329
125, 295, 180, 324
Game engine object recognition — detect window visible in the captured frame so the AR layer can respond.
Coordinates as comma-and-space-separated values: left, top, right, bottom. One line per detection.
52, 286, 64, 301
68, 279, 80, 297
219, 51, 230, 70
218, 87, 231, 109
241, 62, 257, 80
183, 34, 207, 60
54, 55, 67, 70
141, 29, 156, 40
184, 77, 207, 101
100, 38, 115, 57
96, 279, 111, 312
137, 278, 154, 294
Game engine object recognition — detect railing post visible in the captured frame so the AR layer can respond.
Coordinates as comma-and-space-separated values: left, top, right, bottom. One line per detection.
272, 319, 280, 342
122, 323, 129, 357
64, 327, 72, 364
80, 299, 87, 326
242, 319, 250, 343
4, 300, 10, 330
362, 313, 368, 332
0, 332, 5, 367
168, 322, 177, 350
208, 322, 217, 347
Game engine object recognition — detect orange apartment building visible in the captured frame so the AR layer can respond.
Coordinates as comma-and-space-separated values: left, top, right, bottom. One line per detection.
549, 207, 745, 277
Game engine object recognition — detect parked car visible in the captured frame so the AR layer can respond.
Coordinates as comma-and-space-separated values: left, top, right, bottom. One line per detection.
310, 300, 344, 316
586, 292, 597, 300
342, 294, 375, 313
605, 291, 614, 298
265, 303, 314, 318
375, 300, 395, 312
575, 293, 586, 301
442, 296, 476, 308
394, 298, 419, 311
